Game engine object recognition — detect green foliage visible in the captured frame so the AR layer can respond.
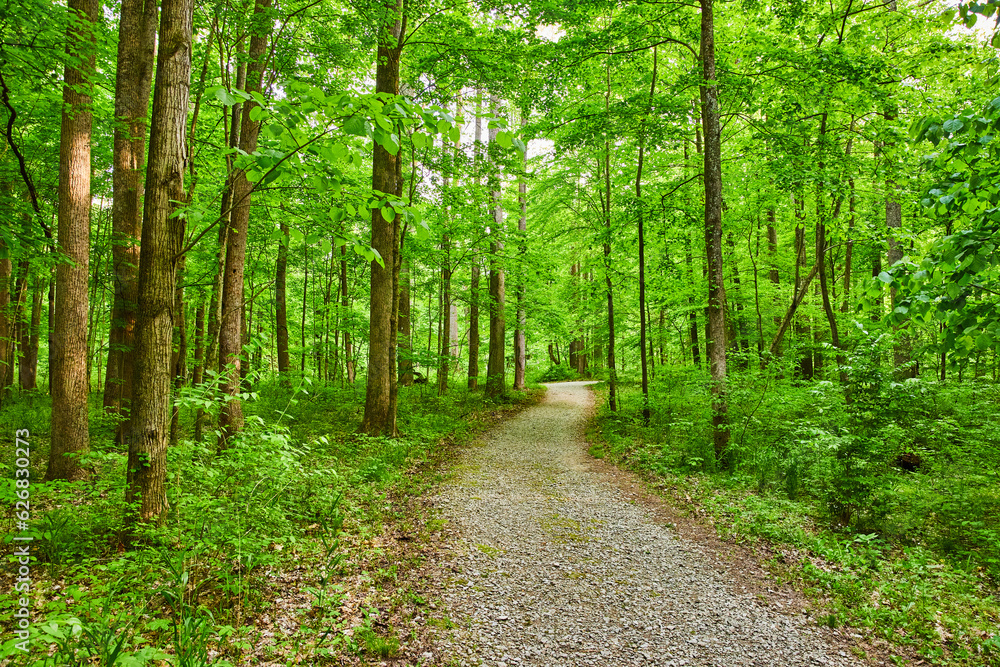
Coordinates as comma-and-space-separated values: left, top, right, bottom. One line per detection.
593, 351, 1000, 662
535, 365, 576, 382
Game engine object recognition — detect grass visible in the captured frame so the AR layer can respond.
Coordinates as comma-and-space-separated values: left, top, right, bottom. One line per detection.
0, 376, 544, 666
588, 376, 1000, 667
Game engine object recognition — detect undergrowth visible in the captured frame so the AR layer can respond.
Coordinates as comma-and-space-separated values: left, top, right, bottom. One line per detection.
589, 347, 1000, 667
0, 375, 541, 665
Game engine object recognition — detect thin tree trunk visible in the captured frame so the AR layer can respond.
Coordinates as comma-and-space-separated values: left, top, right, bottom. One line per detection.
340, 245, 355, 383
468, 93, 483, 392
169, 259, 188, 447
513, 112, 528, 391
603, 63, 617, 412
300, 244, 308, 373
686, 235, 701, 368
438, 132, 452, 395
636, 45, 657, 423
486, 96, 506, 399
275, 222, 290, 383
193, 301, 206, 441
0, 243, 10, 400
104, 0, 158, 428
770, 261, 821, 356
700, 0, 729, 461
218, 0, 270, 448
47, 0, 99, 482
124, 0, 192, 524
398, 257, 413, 386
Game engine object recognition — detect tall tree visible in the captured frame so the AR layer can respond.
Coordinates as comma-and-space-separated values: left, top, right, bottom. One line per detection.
103, 0, 158, 438
360, 0, 405, 435
124, 0, 193, 524
636, 45, 657, 423
513, 112, 528, 391
275, 222, 290, 384
217, 0, 271, 447
700, 0, 730, 462
47, 0, 99, 482
485, 95, 506, 399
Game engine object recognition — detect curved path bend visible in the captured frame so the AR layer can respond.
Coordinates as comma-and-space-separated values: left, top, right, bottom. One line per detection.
424, 381, 861, 667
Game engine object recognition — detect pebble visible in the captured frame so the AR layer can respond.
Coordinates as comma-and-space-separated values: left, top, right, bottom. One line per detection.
426, 381, 861, 667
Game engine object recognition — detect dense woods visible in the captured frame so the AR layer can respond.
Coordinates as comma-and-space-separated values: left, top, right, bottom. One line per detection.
1, 0, 999, 663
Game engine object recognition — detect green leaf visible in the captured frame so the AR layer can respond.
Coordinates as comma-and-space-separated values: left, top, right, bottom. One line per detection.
436, 119, 450, 134
942, 118, 964, 133
496, 130, 513, 149
878, 271, 893, 283
344, 115, 367, 137
381, 205, 396, 222
213, 86, 250, 106
449, 126, 461, 144
976, 332, 993, 350
412, 132, 429, 149
374, 126, 400, 154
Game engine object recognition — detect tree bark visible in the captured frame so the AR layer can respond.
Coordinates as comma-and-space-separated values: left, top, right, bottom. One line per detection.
104, 0, 158, 432
47, 0, 99, 482
124, 0, 192, 524
398, 257, 413, 385
467, 263, 480, 390
218, 0, 270, 448
340, 245, 355, 383
602, 63, 617, 412
0, 243, 10, 399
700, 0, 729, 461
192, 301, 205, 441
438, 133, 452, 395
275, 222, 290, 384
513, 113, 528, 391
361, 2, 404, 435
468, 93, 483, 392
169, 259, 188, 447
486, 96, 506, 399
636, 45, 657, 423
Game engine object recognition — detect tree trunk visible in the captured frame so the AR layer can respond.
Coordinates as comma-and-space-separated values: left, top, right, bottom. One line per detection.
468, 93, 483, 392
340, 245, 355, 383
468, 257, 480, 391
0, 243, 10, 400
700, 0, 729, 461
485, 96, 506, 399
169, 260, 188, 447
218, 0, 270, 448
300, 245, 308, 373
636, 45, 657, 423
398, 257, 413, 385
361, 1, 404, 435
513, 114, 528, 391
602, 63, 617, 412
192, 301, 205, 441
104, 0, 158, 430
124, 0, 192, 524
438, 133, 452, 395
686, 235, 701, 369
47, 0, 98, 482
275, 222, 290, 384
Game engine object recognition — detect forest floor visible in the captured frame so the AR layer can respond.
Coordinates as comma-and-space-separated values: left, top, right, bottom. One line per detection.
381, 380, 889, 667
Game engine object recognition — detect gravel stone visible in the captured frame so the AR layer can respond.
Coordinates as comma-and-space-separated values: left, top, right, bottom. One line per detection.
426, 381, 863, 666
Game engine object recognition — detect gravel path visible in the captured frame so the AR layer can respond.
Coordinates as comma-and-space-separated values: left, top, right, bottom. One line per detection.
424, 381, 862, 667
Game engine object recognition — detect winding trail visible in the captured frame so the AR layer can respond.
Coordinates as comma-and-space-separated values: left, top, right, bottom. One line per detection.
423, 381, 862, 667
